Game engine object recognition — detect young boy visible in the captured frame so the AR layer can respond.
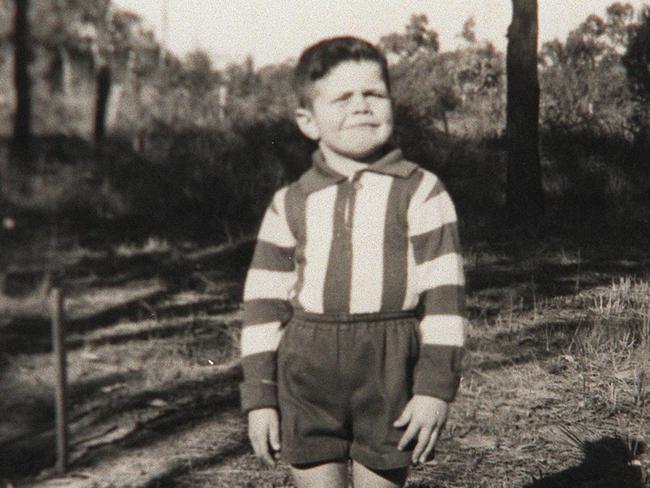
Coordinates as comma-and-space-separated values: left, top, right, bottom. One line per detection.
240, 36, 465, 488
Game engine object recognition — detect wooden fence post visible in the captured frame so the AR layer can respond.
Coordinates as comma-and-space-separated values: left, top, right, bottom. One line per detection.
50, 287, 68, 474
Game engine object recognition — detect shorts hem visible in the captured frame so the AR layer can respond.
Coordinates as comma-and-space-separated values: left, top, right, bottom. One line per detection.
350, 445, 413, 471
282, 443, 349, 467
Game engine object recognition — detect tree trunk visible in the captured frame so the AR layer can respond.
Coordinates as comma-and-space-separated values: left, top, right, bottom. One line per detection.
94, 64, 111, 145
506, 0, 544, 229
11, 0, 32, 162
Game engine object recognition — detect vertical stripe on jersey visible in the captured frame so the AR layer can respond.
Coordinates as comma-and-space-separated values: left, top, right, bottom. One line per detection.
349, 173, 392, 313
402, 241, 419, 309
298, 185, 337, 313
382, 172, 421, 311
323, 183, 353, 312
402, 170, 426, 309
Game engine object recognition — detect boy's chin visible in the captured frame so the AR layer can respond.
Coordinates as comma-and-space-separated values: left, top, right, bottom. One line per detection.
354, 145, 392, 162
325, 143, 391, 162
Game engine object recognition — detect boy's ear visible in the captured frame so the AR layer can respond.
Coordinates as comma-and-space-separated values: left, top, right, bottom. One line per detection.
295, 107, 320, 141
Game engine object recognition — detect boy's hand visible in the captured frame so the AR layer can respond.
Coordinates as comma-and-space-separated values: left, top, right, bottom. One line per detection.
393, 395, 449, 464
247, 407, 281, 465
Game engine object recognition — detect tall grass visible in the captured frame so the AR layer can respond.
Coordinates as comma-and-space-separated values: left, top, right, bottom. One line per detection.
573, 277, 650, 417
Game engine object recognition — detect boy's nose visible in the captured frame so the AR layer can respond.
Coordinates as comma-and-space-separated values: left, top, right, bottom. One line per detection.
350, 93, 370, 112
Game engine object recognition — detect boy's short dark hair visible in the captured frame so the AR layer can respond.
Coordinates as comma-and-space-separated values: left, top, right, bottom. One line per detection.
294, 36, 390, 107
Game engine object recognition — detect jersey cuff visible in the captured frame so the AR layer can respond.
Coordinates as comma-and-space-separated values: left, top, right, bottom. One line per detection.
412, 372, 461, 402
239, 381, 278, 413
412, 345, 464, 402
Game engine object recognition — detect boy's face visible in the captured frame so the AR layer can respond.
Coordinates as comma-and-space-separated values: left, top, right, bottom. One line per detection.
295, 60, 393, 161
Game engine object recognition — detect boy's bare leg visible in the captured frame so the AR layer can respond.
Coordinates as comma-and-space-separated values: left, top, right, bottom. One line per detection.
290, 460, 348, 488
352, 462, 408, 488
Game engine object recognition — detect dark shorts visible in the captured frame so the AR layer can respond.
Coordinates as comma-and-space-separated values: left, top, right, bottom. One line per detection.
277, 310, 419, 470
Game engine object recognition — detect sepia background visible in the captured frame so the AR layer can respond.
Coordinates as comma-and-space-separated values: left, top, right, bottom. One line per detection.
0, 0, 649, 486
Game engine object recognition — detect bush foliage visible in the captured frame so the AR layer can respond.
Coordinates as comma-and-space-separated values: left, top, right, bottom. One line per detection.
1, 2, 649, 241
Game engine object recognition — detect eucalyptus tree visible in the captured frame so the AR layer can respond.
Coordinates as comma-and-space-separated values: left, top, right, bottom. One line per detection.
506, 0, 544, 229
11, 0, 31, 161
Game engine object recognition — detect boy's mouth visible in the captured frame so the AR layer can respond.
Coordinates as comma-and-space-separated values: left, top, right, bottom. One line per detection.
348, 122, 380, 128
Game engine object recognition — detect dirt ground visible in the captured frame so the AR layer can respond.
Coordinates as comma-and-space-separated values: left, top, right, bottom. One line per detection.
1, 231, 648, 487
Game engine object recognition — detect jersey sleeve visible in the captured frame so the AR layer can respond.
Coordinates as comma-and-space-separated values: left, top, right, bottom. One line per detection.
407, 171, 465, 402
239, 186, 297, 412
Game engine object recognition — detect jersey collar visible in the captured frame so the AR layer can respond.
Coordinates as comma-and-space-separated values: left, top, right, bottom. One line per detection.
299, 147, 418, 194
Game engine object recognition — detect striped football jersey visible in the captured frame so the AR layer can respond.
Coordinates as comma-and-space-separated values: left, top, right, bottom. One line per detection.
240, 148, 465, 412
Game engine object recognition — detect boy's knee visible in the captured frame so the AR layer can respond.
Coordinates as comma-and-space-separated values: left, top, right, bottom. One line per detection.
352, 461, 409, 488
290, 460, 348, 488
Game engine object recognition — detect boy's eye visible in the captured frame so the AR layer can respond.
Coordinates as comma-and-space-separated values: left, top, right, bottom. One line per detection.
331, 91, 387, 104
333, 94, 351, 103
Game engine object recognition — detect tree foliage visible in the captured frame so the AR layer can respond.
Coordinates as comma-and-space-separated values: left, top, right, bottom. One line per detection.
604, 2, 636, 48
383, 13, 504, 137
379, 14, 439, 59
538, 3, 638, 137
623, 5, 650, 101
621, 5, 650, 156
460, 16, 477, 44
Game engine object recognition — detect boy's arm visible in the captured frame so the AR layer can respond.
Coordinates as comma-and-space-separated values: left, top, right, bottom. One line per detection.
408, 172, 465, 402
240, 186, 297, 412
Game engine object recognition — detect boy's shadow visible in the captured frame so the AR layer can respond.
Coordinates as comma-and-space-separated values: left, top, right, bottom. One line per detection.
525, 436, 647, 488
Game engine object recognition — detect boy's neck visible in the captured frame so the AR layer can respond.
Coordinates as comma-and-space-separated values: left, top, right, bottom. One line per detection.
319, 144, 385, 178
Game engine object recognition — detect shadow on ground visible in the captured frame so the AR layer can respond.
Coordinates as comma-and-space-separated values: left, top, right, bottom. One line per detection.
465, 318, 586, 373
0, 367, 242, 480
525, 436, 647, 488
466, 245, 650, 321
